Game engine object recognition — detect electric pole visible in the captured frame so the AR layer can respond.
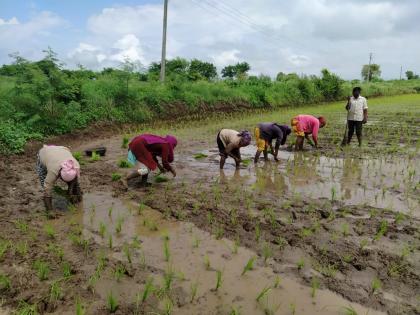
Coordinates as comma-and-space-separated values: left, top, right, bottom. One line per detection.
367, 52, 372, 82
400, 66, 403, 80
160, 0, 168, 82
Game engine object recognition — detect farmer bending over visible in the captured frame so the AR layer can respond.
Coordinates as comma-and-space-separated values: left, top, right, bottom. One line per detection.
344, 86, 368, 147
254, 123, 291, 163
291, 115, 326, 150
217, 129, 251, 169
36, 145, 82, 212
127, 134, 177, 186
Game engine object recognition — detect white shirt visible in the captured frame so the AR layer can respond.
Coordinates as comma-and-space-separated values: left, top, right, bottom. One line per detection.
347, 96, 368, 121
219, 129, 241, 147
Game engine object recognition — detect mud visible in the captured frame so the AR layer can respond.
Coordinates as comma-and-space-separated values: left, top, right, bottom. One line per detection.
0, 121, 419, 314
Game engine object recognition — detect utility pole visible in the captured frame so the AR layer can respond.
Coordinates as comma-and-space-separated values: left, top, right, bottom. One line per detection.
367, 52, 372, 82
160, 0, 169, 82
400, 66, 403, 80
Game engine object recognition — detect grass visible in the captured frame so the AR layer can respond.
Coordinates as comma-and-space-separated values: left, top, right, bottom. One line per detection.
0, 273, 11, 291
111, 173, 122, 181
107, 291, 119, 313
15, 301, 39, 315
49, 280, 62, 302
33, 260, 50, 281
241, 256, 256, 276
44, 223, 56, 239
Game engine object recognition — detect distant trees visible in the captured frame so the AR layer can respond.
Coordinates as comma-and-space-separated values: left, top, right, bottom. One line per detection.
221, 62, 250, 79
361, 64, 381, 81
148, 58, 217, 81
405, 70, 419, 80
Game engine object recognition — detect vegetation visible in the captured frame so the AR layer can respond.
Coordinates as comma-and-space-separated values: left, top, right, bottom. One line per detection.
1, 50, 419, 154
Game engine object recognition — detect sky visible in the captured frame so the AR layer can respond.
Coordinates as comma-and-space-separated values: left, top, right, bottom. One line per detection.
0, 0, 419, 79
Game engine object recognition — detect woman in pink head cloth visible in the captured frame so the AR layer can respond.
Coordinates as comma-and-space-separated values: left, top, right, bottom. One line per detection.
36, 145, 82, 213
126, 134, 178, 186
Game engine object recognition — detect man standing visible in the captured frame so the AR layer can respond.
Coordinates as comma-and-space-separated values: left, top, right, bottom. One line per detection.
345, 87, 368, 146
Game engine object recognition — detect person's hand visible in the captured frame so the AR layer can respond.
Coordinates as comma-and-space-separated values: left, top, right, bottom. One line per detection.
171, 169, 177, 177
347, 96, 351, 101
362, 118, 367, 124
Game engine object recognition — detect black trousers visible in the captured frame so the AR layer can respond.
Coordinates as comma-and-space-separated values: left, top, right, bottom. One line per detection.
347, 120, 363, 143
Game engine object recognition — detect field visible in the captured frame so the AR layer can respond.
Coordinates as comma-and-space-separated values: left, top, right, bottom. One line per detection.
0, 94, 419, 315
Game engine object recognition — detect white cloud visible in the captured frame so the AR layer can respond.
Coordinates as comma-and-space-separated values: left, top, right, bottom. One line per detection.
0, 17, 19, 25
212, 49, 241, 67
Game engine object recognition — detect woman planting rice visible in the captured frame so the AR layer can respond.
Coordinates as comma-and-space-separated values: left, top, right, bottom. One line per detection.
126, 134, 178, 186
291, 115, 326, 150
254, 123, 291, 163
217, 129, 251, 169
36, 145, 82, 213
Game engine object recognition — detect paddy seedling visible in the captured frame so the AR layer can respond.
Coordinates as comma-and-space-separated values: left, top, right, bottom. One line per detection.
341, 223, 350, 237
0, 273, 11, 291
62, 261, 72, 278
114, 264, 126, 281
47, 243, 64, 261
192, 235, 201, 249
90, 151, 100, 162
75, 298, 85, 315
215, 269, 223, 291
163, 298, 173, 315
297, 258, 305, 270
138, 203, 146, 215
16, 301, 38, 315
140, 277, 154, 304
44, 223, 56, 239
108, 206, 113, 218
15, 241, 28, 257
107, 291, 119, 313
255, 223, 261, 242
163, 238, 171, 262
98, 222, 106, 238
359, 239, 368, 251
262, 242, 273, 264
115, 216, 124, 234
374, 220, 388, 241
33, 259, 50, 281
163, 266, 175, 292
123, 243, 132, 264
49, 279, 62, 302
73, 151, 82, 162
371, 277, 381, 294
204, 255, 211, 270
13, 219, 28, 233
194, 153, 208, 159
215, 226, 224, 239
117, 159, 130, 168
311, 277, 320, 298
256, 285, 271, 303
241, 256, 256, 276
121, 136, 129, 149
273, 276, 281, 288
341, 305, 357, 315
394, 212, 405, 225
190, 280, 199, 302
108, 234, 113, 249
229, 306, 240, 315
155, 174, 169, 183
111, 173, 122, 181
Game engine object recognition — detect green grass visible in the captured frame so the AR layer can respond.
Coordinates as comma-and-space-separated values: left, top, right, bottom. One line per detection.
111, 173, 122, 181
241, 256, 256, 276
193, 153, 208, 159
117, 159, 131, 168
107, 291, 119, 313
155, 174, 169, 183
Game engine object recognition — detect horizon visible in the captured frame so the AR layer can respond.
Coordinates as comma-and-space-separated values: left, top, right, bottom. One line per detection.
1, 0, 419, 80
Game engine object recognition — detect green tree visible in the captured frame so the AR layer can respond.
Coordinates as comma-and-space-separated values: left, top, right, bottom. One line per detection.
361, 64, 381, 81
405, 70, 419, 80
188, 59, 217, 80
221, 62, 250, 79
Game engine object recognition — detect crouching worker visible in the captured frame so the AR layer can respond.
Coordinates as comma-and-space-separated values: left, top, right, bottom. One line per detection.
254, 123, 291, 163
291, 115, 326, 150
217, 129, 251, 169
36, 145, 82, 212
127, 134, 178, 186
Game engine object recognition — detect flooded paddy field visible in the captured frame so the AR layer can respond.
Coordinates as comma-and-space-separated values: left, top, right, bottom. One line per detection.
0, 94, 419, 314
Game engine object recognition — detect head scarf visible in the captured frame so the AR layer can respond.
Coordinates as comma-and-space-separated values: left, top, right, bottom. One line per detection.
237, 130, 251, 146
60, 159, 80, 182
318, 116, 327, 126
137, 134, 178, 163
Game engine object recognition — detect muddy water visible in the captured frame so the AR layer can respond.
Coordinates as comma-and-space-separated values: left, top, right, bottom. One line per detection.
184, 145, 419, 217
73, 192, 384, 315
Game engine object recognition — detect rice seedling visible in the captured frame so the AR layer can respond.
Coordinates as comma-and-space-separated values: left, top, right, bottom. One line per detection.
163, 298, 173, 315
262, 242, 273, 264
15, 241, 28, 257
387, 261, 407, 278
359, 238, 368, 251
155, 174, 169, 183
73, 151, 82, 162
117, 159, 130, 168
215, 225, 224, 239
75, 297, 85, 315
111, 173, 122, 181
289, 303, 296, 315
47, 243, 64, 261
297, 258, 305, 270
138, 202, 146, 215
192, 235, 201, 249
163, 237, 170, 262
229, 306, 241, 315
341, 305, 358, 315
0, 273, 11, 291
49, 279, 62, 302
215, 269, 223, 291
98, 222, 106, 238
400, 243, 413, 259
107, 291, 119, 313
115, 216, 124, 234
256, 285, 271, 303
193, 153, 208, 159
341, 223, 350, 237
16, 301, 38, 315
139, 250, 146, 269
108, 206, 113, 218
255, 223, 261, 242
121, 136, 129, 149
374, 220, 388, 241
206, 212, 215, 225
299, 227, 313, 238
342, 254, 353, 263
62, 261, 72, 279
123, 242, 132, 264
163, 265, 175, 293
232, 238, 239, 254
90, 151, 100, 162
311, 277, 320, 298
275, 236, 288, 250
241, 256, 256, 276
204, 255, 211, 270
331, 186, 336, 202
273, 275, 281, 288
13, 219, 28, 233
114, 264, 126, 281
44, 223, 56, 239
371, 277, 381, 294
190, 280, 199, 302
394, 212, 405, 225
33, 259, 49, 281
140, 277, 154, 304
108, 234, 113, 249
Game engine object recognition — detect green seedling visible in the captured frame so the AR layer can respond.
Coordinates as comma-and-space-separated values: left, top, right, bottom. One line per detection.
155, 174, 169, 183
331, 186, 336, 201
289, 303, 296, 315
359, 238, 368, 251
262, 242, 273, 264
123, 243, 132, 264
374, 220, 388, 241
163, 266, 175, 292
62, 261, 72, 278
341, 305, 358, 315
297, 258, 305, 270
49, 280, 62, 302
241, 158, 252, 166
255, 223, 261, 242
90, 151, 100, 162
0, 273, 11, 291
15, 241, 28, 256
256, 285, 271, 303
273, 275, 281, 288
117, 159, 130, 168
121, 136, 129, 149
163, 238, 170, 262
394, 212, 405, 225
371, 277, 381, 294
33, 260, 49, 281
138, 203, 146, 215
99, 222, 106, 238
108, 206, 113, 218
140, 277, 154, 304
115, 216, 124, 234
75, 297, 85, 315
341, 223, 350, 237
194, 153, 208, 159
311, 277, 320, 298
215, 226, 224, 239
107, 291, 119, 313
44, 223, 56, 239
241, 256, 256, 276
73, 151, 82, 162
47, 243, 64, 261
215, 269, 223, 291
111, 173, 122, 181
163, 298, 173, 315
114, 264, 126, 281
108, 234, 113, 249
192, 236, 201, 249
190, 280, 199, 302
13, 219, 29, 233
204, 255, 211, 270
229, 306, 240, 315
16, 301, 38, 315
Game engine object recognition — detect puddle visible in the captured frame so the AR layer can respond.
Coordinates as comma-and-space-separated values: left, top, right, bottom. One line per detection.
183, 145, 419, 217
72, 192, 385, 315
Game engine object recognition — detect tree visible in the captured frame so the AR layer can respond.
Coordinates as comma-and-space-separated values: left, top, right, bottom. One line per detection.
406, 70, 419, 80
221, 62, 250, 79
188, 59, 217, 80
361, 64, 381, 81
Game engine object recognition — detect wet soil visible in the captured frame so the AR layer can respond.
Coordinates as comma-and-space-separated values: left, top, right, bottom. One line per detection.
0, 116, 419, 314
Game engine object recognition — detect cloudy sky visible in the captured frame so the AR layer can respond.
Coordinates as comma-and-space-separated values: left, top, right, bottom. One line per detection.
1, 0, 419, 79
